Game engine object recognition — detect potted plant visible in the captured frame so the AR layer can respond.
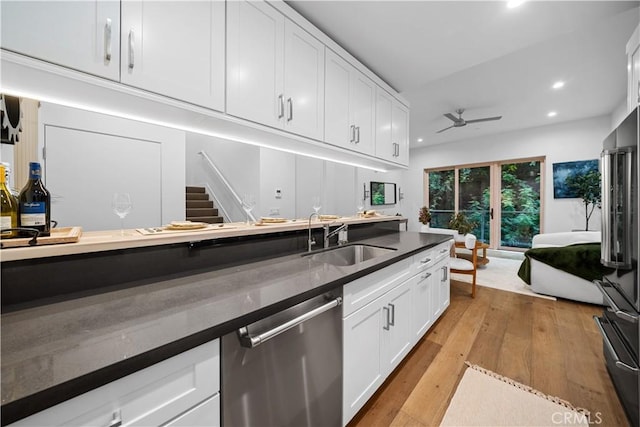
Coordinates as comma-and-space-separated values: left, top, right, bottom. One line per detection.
448, 212, 475, 241
565, 169, 601, 231
418, 206, 431, 230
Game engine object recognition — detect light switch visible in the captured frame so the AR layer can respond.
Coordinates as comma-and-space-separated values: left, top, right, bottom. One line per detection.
275, 188, 282, 199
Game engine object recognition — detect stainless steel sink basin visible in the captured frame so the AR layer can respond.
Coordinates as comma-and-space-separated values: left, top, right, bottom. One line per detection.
303, 244, 396, 266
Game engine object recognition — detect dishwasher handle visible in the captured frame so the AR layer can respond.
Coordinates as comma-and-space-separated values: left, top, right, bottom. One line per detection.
237, 296, 342, 348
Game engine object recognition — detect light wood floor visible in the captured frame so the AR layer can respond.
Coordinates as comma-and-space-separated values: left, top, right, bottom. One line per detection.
348, 280, 629, 427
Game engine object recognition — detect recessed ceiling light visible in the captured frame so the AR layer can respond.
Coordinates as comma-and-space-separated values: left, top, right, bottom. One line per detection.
507, 0, 526, 9
417, 138, 423, 143
547, 111, 557, 117
552, 81, 565, 90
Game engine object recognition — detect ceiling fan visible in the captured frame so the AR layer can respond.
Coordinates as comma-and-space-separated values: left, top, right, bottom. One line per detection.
436, 108, 502, 133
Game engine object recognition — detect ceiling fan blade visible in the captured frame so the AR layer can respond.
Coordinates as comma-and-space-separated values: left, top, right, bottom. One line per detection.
465, 116, 502, 124
443, 113, 459, 122
436, 125, 454, 134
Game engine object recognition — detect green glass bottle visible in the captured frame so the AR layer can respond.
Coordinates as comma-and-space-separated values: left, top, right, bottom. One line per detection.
0, 164, 18, 238
18, 162, 51, 236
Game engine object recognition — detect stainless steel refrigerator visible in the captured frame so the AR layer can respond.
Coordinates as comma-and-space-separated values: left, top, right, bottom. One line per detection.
595, 106, 639, 427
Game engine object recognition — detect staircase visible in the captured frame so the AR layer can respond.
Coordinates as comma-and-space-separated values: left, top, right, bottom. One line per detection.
186, 186, 223, 224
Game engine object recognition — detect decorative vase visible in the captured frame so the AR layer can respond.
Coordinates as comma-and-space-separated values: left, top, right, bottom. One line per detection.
420, 223, 430, 233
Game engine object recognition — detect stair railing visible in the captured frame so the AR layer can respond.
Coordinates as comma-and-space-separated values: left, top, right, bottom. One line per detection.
203, 182, 232, 223
198, 150, 256, 222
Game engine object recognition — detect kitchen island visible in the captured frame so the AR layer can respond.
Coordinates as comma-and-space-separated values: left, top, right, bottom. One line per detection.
1, 216, 449, 425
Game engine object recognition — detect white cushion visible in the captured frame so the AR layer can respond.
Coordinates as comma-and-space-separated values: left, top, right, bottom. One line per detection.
450, 257, 474, 271
531, 231, 600, 248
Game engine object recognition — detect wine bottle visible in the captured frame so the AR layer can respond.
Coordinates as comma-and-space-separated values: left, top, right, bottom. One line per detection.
18, 162, 51, 237
0, 164, 18, 238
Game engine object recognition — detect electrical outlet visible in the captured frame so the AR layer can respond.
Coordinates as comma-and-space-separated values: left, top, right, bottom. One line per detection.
269, 208, 280, 216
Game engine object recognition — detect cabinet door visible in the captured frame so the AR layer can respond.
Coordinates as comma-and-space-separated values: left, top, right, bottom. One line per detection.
411, 271, 434, 340
343, 301, 384, 425
381, 280, 413, 374
375, 87, 394, 162
351, 71, 376, 155
0, 0, 120, 80
121, 1, 225, 111
392, 101, 410, 166
283, 20, 325, 140
227, 0, 284, 128
165, 394, 220, 427
325, 50, 353, 149
631, 45, 640, 111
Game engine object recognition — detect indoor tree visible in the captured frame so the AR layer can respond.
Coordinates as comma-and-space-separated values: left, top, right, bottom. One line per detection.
565, 169, 601, 231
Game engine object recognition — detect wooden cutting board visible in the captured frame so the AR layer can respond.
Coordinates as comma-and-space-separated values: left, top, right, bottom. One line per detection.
0, 227, 82, 249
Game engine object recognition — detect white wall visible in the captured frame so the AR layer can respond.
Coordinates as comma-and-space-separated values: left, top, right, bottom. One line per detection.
259, 148, 296, 218
404, 115, 612, 233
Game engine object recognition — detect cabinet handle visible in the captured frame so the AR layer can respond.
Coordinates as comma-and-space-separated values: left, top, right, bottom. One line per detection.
421, 272, 432, 280
383, 306, 390, 330
350, 125, 356, 143
128, 30, 135, 70
287, 97, 293, 122
388, 303, 395, 326
442, 266, 448, 281
107, 410, 122, 427
104, 18, 112, 62
420, 257, 431, 264
355, 126, 360, 143
395, 143, 400, 157
277, 94, 285, 119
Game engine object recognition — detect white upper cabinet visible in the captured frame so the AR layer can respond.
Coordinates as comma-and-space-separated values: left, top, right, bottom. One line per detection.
227, 0, 324, 140
627, 23, 640, 113
283, 20, 325, 140
325, 49, 375, 156
120, 1, 225, 111
0, 0, 120, 80
375, 87, 409, 166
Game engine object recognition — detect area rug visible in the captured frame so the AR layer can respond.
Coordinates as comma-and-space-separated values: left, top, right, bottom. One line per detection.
440, 362, 589, 426
452, 256, 556, 301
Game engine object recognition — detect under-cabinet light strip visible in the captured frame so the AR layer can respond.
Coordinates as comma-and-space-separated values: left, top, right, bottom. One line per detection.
1, 88, 389, 173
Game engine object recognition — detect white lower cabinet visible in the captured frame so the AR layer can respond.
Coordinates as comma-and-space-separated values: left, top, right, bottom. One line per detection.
9, 340, 220, 427
343, 242, 451, 425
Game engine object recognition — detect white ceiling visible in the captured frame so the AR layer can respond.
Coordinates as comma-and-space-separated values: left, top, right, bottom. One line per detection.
285, 0, 640, 148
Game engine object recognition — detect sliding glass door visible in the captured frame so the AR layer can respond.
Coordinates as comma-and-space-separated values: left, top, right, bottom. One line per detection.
425, 158, 543, 250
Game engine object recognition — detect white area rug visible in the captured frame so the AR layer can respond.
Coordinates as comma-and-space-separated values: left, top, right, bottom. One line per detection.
452, 255, 556, 300
440, 363, 590, 426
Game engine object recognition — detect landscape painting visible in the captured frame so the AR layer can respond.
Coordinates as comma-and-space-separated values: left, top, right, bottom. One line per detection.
552, 159, 599, 199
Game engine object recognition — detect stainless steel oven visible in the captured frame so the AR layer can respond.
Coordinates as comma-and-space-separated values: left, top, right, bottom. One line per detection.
595, 106, 639, 427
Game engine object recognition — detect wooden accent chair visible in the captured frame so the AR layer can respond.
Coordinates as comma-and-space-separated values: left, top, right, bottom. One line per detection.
449, 234, 479, 298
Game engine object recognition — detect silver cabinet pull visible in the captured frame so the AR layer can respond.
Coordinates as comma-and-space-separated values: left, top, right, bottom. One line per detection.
104, 18, 112, 62
287, 97, 293, 121
237, 297, 342, 348
383, 306, 390, 330
420, 257, 431, 264
107, 410, 122, 427
388, 303, 395, 326
593, 280, 638, 323
442, 266, 448, 281
128, 29, 135, 70
350, 125, 355, 142
355, 126, 360, 143
277, 94, 285, 119
420, 272, 432, 280
593, 316, 639, 373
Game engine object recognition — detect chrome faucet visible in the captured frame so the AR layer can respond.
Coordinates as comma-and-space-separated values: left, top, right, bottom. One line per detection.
324, 223, 348, 248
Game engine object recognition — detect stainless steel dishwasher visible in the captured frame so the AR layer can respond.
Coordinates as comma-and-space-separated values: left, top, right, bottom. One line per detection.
222, 290, 343, 427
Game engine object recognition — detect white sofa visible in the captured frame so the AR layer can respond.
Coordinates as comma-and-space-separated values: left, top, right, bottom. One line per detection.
527, 231, 604, 305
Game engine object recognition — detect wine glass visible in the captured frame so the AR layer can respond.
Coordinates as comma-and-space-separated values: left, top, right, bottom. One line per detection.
356, 198, 364, 217
241, 194, 256, 225
112, 193, 132, 236
312, 196, 321, 214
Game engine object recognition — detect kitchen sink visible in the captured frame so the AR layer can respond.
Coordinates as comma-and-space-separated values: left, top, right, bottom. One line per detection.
303, 244, 396, 266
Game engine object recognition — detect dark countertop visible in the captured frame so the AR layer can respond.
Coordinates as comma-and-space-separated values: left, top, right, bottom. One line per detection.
1, 231, 450, 424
